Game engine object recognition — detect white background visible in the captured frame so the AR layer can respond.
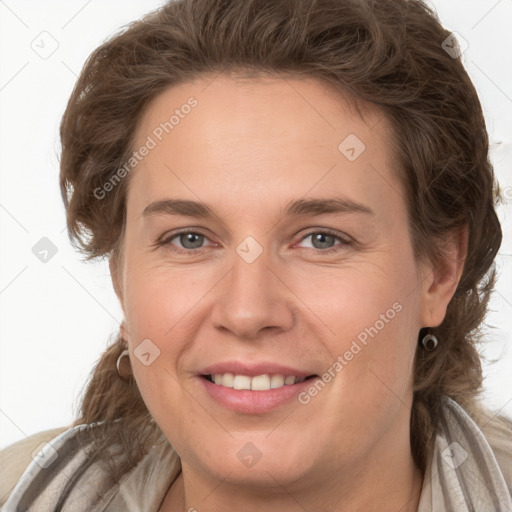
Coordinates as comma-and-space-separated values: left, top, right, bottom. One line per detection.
0, 0, 511, 449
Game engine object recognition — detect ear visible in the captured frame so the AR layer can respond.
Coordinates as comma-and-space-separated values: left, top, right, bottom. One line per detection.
419, 225, 468, 328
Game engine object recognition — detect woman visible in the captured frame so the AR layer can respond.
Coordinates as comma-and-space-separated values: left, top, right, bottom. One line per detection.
1, 0, 511, 510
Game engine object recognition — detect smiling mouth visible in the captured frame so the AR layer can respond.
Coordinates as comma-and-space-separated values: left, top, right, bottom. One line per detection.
201, 373, 318, 391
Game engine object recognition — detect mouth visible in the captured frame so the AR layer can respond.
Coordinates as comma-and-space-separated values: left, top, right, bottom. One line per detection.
197, 364, 320, 413
196, 361, 321, 413
201, 373, 318, 391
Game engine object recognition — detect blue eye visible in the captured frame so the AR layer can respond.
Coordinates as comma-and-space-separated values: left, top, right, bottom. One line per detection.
160, 231, 211, 251
297, 231, 351, 252
175, 232, 205, 250
157, 229, 351, 254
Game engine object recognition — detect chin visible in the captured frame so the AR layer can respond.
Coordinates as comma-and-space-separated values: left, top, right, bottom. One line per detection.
192, 435, 318, 487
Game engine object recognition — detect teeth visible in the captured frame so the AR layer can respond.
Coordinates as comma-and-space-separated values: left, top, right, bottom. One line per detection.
270, 374, 285, 388
210, 373, 306, 390
233, 375, 251, 390
251, 374, 270, 390
220, 373, 234, 387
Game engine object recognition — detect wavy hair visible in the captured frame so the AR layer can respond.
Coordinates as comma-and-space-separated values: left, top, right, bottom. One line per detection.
60, 0, 504, 482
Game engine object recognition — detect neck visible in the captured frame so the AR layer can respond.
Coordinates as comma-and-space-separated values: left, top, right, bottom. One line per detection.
163, 463, 423, 512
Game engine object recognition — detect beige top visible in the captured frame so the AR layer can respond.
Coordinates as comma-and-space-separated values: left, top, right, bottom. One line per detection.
1, 396, 511, 511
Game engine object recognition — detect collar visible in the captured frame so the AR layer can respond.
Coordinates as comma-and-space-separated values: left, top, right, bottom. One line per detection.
417, 396, 512, 512
4, 396, 511, 511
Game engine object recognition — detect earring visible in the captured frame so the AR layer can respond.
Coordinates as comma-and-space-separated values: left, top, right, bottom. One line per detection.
116, 349, 132, 379
421, 333, 438, 351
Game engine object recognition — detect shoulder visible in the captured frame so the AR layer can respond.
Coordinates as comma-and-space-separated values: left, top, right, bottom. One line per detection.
0, 421, 170, 511
468, 402, 512, 493
0, 426, 69, 507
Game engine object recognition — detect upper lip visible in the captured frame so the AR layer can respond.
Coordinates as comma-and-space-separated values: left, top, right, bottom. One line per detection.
198, 360, 316, 378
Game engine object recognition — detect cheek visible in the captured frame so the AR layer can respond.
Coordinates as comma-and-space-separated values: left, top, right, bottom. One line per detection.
290, 246, 419, 338
122, 259, 210, 340
305, 284, 418, 464
120, 262, 214, 414
296, 251, 420, 401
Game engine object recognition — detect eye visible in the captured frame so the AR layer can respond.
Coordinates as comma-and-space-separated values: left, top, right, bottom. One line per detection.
297, 230, 351, 252
159, 230, 213, 251
156, 229, 351, 254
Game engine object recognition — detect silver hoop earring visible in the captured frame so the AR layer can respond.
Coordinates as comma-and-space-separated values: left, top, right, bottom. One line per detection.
421, 333, 438, 351
116, 349, 131, 378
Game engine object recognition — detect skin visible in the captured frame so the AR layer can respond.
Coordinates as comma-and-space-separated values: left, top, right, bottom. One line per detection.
110, 74, 466, 511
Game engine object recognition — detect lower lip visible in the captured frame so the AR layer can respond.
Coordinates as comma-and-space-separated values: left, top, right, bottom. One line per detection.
199, 376, 317, 413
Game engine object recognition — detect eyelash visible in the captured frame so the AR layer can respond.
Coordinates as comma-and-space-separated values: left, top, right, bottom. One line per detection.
156, 228, 352, 255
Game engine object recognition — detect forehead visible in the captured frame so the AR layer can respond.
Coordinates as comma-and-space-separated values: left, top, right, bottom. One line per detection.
133, 73, 387, 150
128, 74, 400, 215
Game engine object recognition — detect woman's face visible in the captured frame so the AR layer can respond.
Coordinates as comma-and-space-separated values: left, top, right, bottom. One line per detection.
112, 75, 453, 493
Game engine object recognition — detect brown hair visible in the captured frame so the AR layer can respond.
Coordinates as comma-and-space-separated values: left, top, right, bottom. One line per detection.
61, 0, 504, 482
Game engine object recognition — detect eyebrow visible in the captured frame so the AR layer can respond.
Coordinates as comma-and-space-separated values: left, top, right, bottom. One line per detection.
142, 197, 374, 219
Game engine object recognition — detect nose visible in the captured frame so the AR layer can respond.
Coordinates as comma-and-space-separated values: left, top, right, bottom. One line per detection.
209, 250, 295, 340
